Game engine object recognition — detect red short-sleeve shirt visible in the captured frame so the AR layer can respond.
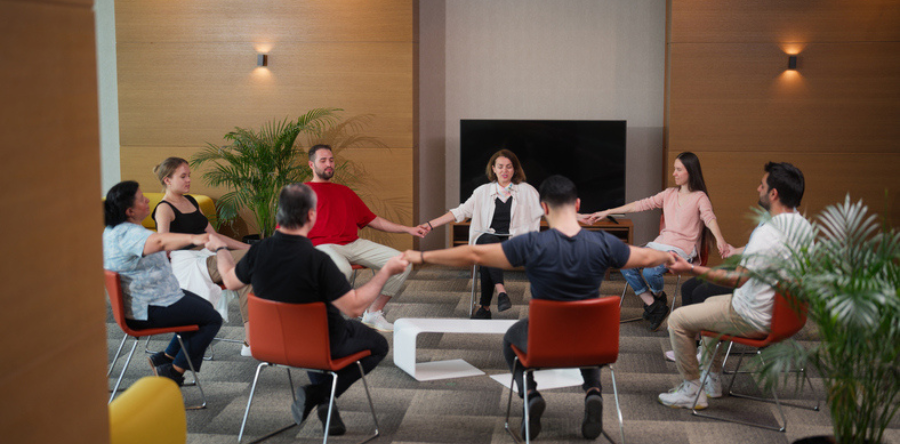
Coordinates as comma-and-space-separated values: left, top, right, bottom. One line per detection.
305, 182, 376, 246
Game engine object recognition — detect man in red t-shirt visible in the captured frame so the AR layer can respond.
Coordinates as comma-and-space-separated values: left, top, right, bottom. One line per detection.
306, 144, 426, 331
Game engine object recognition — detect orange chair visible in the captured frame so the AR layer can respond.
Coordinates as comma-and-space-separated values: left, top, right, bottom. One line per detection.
349, 263, 375, 286
691, 292, 820, 431
238, 294, 379, 444
105, 270, 207, 409
620, 214, 709, 322
505, 297, 626, 444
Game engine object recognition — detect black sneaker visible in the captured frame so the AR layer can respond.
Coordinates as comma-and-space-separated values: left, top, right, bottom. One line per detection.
291, 386, 318, 426
497, 292, 512, 312
148, 351, 173, 369
317, 403, 347, 436
648, 292, 670, 332
472, 306, 492, 319
641, 302, 651, 320
152, 363, 185, 387
582, 391, 603, 439
521, 392, 545, 441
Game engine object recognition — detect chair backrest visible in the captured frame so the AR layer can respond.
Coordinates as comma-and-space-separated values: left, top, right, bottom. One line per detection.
104, 270, 131, 332
768, 292, 808, 343
525, 297, 620, 368
247, 294, 332, 369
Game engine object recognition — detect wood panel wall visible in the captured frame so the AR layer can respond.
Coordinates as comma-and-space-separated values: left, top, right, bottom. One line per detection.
666, 0, 900, 263
0, 0, 109, 442
116, 0, 418, 250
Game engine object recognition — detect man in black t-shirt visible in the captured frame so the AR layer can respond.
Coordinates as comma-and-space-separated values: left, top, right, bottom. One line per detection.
209, 183, 409, 436
404, 175, 675, 441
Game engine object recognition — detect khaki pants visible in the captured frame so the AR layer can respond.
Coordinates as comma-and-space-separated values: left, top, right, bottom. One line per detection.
667, 294, 767, 380
206, 249, 253, 323
316, 238, 411, 297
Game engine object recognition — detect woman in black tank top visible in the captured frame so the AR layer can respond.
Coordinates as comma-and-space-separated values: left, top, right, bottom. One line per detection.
154, 157, 254, 354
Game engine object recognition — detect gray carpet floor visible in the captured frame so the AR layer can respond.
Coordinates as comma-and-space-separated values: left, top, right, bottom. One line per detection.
106, 265, 900, 444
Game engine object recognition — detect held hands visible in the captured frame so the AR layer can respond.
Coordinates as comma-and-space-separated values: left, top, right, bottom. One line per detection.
192, 233, 211, 247
719, 242, 737, 258
402, 249, 424, 265
586, 210, 611, 225
383, 254, 411, 275
408, 225, 428, 238
667, 253, 693, 274
204, 234, 226, 252
416, 222, 433, 236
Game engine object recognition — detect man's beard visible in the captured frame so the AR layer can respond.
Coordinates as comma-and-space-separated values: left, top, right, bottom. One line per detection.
315, 166, 334, 180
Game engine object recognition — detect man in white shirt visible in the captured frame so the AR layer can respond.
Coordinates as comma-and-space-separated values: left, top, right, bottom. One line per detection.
661, 162, 811, 410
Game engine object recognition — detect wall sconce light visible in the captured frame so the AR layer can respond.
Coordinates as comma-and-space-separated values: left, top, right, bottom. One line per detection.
788, 55, 798, 70
257, 54, 268, 67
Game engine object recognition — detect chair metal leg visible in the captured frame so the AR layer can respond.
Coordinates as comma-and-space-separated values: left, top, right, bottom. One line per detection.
669, 275, 682, 314
469, 264, 478, 317
109, 337, 139, 403
357, 361, 381, 444
239, 362, 270, 443
107, 334, 129, 377
607, 365, 626, 444
175, 334, 207, 410
619, 280, 643, 324
692, 342, 794, 432
504, 357, 524, 443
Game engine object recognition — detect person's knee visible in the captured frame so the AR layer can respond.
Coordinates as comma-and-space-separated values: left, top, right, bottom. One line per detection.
372, 333, 389, 357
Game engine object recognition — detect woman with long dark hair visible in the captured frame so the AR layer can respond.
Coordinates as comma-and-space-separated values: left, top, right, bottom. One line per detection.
580, 152, 730, 331
103, 180, 222, 386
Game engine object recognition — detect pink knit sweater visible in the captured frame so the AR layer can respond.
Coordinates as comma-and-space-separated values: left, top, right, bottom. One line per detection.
633, 188, 717, 257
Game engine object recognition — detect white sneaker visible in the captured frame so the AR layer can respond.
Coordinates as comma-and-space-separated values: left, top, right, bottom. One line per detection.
361, 310, 393, 332
664, 349, 703, 363
241, 343, 253, 357
658, 380, 708, 410
701, 369, 723, 398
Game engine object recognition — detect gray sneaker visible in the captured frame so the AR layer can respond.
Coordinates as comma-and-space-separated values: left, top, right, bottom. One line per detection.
582, 392, 603, 439
658, 380, 707, 410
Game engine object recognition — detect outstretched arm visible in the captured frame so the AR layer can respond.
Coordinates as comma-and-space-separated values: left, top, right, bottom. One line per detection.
403, 244, 514, 270
332, 255, 410, 318
368, 216, 427, 238
206, 236, 248, 290
622, 245, 675, 269
418, 211, 456, 236
579, 201, 638, 225
144, 232, 208, 256
668, 254, 749, 288
705, 218, 730, 257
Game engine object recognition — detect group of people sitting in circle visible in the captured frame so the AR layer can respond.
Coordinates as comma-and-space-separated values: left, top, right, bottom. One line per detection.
103, 144, 809, 441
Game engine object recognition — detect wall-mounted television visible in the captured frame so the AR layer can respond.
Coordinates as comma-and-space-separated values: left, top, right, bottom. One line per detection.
460, 120, 626, 214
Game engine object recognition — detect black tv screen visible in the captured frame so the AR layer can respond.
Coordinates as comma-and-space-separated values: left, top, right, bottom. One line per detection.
460, 120, 626, 214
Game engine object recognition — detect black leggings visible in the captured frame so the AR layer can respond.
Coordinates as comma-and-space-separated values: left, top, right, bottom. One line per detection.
680, 277, 734, 307
476, 233, 506, 306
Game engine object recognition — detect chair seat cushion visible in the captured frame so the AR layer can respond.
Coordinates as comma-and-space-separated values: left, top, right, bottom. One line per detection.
700, 330, 773, 348
125, 324, 200, 338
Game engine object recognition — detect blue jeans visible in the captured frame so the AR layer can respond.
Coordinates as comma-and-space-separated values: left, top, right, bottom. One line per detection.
621, 263, 669, 296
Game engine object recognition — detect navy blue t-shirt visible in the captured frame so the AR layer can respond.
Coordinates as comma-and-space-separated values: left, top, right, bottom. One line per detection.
501, 228, 631, 301
235, 231, 353, 344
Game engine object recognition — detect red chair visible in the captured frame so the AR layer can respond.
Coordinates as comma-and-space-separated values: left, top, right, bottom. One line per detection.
238, 294, 379, 444
505, 297, 626, 444
691, 292, 820, 431
104, 270, 207, 409
620, 214, 709, 322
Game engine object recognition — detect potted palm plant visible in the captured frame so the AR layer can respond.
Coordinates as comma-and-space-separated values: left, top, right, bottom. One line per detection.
750, 196, 899, 444
191, 108, 340, 238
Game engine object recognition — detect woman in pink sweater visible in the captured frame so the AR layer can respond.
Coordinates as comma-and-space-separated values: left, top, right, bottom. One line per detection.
580, 152, 730, 331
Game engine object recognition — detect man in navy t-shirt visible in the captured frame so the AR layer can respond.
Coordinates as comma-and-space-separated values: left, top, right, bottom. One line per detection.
404, 175, 674, 441
209, 183, 409, 436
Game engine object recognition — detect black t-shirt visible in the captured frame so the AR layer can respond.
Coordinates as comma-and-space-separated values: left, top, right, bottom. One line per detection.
502, 228, 631, 301
490, 197, 512, 234
235, 231, 353, 344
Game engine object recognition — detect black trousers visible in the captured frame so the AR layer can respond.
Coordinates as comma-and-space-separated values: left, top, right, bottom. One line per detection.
308, 320, 389, 400
502, 318, 602, 397
126, 291, 223, 372
476, 233, 506, 306
680, 278, 733, 307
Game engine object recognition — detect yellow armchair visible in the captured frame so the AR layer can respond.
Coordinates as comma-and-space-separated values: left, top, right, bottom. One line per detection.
108, 376, 186, 444
141, 193, 216, 231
